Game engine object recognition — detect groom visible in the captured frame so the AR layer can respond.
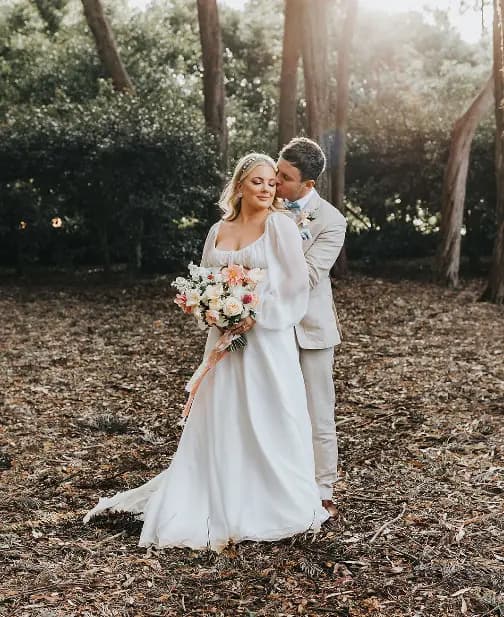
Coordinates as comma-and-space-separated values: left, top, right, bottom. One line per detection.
276, 137, 347, 517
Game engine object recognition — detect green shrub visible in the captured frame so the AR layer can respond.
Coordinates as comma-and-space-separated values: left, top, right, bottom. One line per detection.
0, 90, 220, 272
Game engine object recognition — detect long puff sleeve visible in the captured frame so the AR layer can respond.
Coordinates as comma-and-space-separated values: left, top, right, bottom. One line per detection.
200, 222, 219, 267
255, 213, 309, 330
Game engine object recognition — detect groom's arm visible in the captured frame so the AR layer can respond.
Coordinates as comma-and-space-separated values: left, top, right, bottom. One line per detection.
305, 216, 346, 289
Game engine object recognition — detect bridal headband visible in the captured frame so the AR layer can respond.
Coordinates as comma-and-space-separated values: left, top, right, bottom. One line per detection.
240, 155, 276, 178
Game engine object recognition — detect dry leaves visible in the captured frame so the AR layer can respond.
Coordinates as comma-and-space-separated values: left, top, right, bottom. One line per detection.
0, 273, 503, 616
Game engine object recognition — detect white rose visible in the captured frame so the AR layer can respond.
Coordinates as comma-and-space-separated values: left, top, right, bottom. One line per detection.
223, 296, 243, 318
204, 284, 224, 301
185, 290, 201, 307
209, 297, 224, 311
230, 285, 247, 300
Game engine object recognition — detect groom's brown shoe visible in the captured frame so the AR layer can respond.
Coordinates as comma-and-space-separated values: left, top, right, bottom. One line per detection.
322, 499, 338, 518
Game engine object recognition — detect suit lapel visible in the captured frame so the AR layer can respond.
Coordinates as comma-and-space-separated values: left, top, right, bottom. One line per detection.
301, 192, 322, 253
283, 191, 323, 253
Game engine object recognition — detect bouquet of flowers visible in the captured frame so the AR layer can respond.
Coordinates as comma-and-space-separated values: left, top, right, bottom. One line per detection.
172, 262, 266, 423
171, 262, 265, 351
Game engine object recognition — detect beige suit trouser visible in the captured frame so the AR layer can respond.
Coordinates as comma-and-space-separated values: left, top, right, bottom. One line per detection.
299, 346, 337, 500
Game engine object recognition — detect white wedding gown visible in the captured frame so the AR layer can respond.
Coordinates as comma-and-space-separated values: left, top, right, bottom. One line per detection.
83, 213, 329, 551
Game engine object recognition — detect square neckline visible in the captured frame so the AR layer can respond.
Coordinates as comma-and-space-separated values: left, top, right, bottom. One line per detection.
213, 215, 271, 253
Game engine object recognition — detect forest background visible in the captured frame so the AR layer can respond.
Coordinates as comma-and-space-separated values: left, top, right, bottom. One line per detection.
0, 0, 496, 283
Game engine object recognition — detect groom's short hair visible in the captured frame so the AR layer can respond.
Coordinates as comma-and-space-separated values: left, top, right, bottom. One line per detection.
279, 137, 326, 182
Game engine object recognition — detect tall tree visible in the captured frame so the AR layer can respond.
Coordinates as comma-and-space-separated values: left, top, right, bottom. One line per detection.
301, 0, 329, 143
437, 75, 493, 288
81, 0, 134, 94
81, 0, 135, 274
483, 0, 504, 302
331, 0, 358, 214
196, 0, 228, 170
278, 0, 303, 149
301, 0, 330, 197
331, 0, 358, 275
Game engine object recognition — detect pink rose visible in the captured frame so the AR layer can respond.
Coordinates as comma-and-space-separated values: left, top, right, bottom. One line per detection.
174, 293, 187, 309
242, 293, 258, 308
205, 309, 220, 325
175, 294, 194, 314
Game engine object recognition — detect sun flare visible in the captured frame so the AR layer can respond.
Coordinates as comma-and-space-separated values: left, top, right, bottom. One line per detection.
129, 0, 489, 43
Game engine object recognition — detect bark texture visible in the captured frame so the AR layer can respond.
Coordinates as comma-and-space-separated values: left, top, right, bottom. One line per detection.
483, 0, 504, 303
437, 76, 493, 288
301, 0, 330, 197
278, 0, 303, 150
81, 0, 134, 94
331, 0, 358, 276
331, 0, 358, 214
301, 0, 329, 142
196, 0, 228, 170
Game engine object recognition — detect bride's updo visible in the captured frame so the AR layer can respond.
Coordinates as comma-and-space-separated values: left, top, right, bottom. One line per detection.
218, 152, 285, 221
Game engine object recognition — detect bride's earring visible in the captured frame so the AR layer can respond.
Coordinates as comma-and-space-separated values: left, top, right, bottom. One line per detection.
237, 192, 243, 198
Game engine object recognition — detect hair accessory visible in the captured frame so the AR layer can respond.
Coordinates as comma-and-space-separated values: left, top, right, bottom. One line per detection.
240, 156, 260, 176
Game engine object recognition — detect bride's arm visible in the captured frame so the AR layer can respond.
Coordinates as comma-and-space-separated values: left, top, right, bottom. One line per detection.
254, 213, 309, 330
200, 223, 218, 267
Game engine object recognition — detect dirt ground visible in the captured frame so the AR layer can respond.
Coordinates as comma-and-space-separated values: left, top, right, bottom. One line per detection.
1, 273, 503, 617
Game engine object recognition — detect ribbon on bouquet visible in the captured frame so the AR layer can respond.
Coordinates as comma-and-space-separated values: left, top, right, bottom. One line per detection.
180, 330, 238, 425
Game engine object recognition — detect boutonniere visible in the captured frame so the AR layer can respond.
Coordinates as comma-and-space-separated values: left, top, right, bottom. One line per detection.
295, 208, 318, 240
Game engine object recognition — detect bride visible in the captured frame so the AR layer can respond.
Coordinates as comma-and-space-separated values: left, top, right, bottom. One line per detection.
83, 153, 329, 551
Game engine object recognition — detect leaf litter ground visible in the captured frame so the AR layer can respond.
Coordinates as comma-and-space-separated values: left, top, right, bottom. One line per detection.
1, 273, 503, 617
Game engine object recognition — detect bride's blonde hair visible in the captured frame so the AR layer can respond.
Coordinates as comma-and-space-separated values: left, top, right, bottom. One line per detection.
218, 152, 285, 220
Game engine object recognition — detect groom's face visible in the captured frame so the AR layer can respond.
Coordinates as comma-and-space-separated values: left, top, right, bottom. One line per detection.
276, 158, 312, 202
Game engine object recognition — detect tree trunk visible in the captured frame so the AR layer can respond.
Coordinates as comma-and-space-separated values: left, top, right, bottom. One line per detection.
331, 0, 358, 277
437, 75, 493, 288
278, 0, 303, 150
81, 0, 134, 94
128, 216, 144, 274
301, 0, 330, 197
301, 0, 329, 143
196, 0, 228, 171
483, 0, 504, 303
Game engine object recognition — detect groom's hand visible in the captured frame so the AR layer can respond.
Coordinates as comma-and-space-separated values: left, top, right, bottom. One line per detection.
229, 316, 256, 336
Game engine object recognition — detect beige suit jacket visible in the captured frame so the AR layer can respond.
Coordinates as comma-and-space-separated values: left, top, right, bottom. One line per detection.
291, 191, 347, 350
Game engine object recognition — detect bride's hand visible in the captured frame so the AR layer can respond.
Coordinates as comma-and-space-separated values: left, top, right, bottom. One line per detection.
229, 316, 256, 336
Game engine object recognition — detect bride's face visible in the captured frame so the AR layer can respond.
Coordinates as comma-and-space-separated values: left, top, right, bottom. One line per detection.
238, 164, 277, 211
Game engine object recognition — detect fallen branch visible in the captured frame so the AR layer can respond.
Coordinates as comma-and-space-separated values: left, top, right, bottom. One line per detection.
93, 530, 126, 547
370, 502, 407, 543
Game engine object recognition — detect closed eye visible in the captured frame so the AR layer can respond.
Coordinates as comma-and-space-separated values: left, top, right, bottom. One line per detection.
252, 178, 277, 186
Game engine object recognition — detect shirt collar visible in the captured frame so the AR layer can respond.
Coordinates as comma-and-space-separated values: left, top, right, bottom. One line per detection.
295, 188, 316, 210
